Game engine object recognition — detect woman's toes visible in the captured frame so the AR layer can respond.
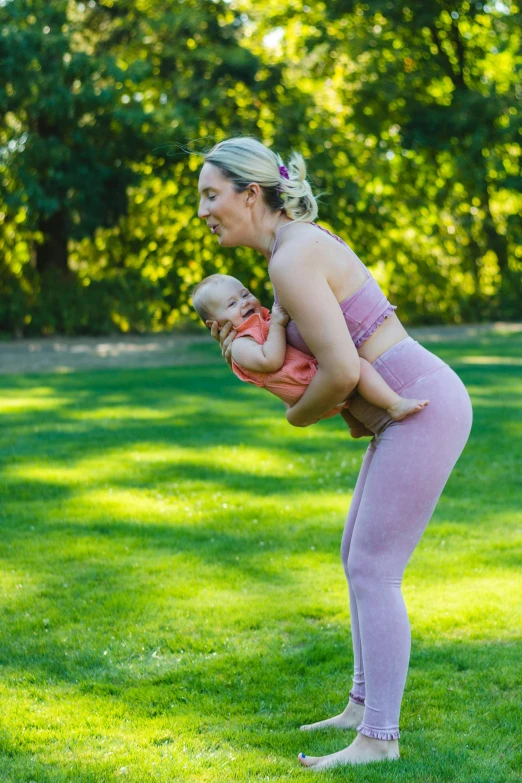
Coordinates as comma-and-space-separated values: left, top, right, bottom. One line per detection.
298, 753, 319, 768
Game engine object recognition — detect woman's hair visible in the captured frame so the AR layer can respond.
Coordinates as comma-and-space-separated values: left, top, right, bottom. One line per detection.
203, 136, 318, 222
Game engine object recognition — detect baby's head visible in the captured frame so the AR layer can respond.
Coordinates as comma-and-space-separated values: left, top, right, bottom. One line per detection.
192, 274, 262, 329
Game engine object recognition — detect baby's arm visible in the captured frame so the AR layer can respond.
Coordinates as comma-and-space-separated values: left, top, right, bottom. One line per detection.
231, 304, 289, 372
357, 357, 429, 421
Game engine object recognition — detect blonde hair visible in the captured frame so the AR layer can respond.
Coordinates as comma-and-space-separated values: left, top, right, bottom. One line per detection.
203, 136, 318, 222
191, 273, 232, 324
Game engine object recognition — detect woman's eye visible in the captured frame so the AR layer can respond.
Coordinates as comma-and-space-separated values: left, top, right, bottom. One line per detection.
208, 195, 215, 201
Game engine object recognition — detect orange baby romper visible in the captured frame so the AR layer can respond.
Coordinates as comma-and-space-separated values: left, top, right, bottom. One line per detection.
231, 307, 348, 420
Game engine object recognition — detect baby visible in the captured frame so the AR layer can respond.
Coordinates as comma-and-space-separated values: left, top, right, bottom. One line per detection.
192, 274, 428, 434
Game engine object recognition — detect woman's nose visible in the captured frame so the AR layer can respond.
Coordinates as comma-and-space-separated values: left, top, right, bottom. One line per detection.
198, 199, 209, 219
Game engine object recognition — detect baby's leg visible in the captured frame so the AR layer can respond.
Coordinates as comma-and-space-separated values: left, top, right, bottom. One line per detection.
358, 358, 429, 422
340, 408, 373, 438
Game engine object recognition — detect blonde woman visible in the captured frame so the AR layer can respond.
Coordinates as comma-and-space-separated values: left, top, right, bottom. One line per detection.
196, 137, 472, 770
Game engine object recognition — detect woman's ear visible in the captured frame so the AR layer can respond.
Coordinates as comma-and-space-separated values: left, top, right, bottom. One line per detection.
245, 182, 260, 207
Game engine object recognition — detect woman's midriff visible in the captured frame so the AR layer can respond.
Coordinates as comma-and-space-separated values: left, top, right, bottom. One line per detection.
356, 311, 409, 365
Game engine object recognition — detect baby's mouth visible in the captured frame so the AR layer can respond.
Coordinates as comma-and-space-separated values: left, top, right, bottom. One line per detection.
243, 308, 255, 318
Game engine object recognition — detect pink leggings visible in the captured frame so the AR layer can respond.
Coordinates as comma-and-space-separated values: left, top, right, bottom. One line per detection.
341, 338, 472, 740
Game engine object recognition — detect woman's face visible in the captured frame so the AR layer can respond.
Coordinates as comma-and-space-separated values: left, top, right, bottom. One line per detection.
197, 163, 251, 247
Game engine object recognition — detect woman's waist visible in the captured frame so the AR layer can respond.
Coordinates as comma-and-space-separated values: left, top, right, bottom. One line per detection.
357, 313, 408, 363
369, 336, 447, 393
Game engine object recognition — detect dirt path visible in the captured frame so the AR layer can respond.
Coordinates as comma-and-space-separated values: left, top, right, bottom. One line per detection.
0, 323, 520, 376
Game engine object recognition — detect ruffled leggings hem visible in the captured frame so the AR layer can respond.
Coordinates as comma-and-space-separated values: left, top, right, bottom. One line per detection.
349, 691, 365, 706
358, 724, 400, 741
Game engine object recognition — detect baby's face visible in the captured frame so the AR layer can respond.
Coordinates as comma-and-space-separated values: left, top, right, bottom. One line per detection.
205, 277, 262, 329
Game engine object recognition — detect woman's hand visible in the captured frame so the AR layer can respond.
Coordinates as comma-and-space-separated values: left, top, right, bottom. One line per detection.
210, 320, 237, 368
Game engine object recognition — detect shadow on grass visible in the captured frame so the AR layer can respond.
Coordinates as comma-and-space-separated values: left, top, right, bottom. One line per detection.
0, 335, 520, 780
1, 631, 520, 782
0, 494, 520, 685
0, 354, 519, 492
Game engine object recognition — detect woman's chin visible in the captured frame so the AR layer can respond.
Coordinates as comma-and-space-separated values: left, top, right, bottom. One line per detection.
218, 235, 234, 247
217, 231, 240, 248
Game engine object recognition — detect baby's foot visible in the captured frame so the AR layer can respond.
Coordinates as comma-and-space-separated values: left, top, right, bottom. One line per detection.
298, 733, 399, 770
300, 701, 364, 731
387, 397, 429, 421
350, 427, 367, 439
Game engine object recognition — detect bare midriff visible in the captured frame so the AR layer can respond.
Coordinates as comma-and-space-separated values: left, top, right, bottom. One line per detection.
357, 312, 409, 365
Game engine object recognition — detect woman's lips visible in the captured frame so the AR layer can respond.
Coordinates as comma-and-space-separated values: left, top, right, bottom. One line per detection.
211, 224, 220, 234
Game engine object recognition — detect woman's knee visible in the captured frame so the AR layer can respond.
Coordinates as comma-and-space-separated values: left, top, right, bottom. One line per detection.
346, 550, 397, 598
345, 552, 367, 595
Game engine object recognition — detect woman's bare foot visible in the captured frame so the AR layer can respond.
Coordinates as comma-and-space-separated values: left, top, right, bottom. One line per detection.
387, 397, 429, 421
300, 701, 364, 731
298, 733, 399, 770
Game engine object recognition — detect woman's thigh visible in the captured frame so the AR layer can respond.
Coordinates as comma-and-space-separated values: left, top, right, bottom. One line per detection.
347, 365, 472, 583
340, 441, 375, 569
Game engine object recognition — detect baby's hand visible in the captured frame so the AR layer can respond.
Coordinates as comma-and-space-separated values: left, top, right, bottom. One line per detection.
271, 303, 290, 327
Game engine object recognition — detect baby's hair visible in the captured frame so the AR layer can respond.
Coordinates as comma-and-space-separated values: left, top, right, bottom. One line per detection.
191, 273, 229, 325
203, 136, 319, 222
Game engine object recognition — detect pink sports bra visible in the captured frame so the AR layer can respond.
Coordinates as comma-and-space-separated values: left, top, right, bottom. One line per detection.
271, 221, 396, 356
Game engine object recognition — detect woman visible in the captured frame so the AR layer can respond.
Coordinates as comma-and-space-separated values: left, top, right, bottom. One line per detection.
196, 137, 472, 770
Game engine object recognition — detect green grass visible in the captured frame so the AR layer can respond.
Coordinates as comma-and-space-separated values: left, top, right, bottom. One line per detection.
0, 331, 521, 782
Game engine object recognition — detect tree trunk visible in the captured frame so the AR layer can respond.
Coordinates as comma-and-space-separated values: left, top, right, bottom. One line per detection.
482, 193, 521, 293
36, 209, 69, 274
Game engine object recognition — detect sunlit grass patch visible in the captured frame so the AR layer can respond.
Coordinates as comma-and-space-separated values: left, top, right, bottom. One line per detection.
0, 330, 520, 782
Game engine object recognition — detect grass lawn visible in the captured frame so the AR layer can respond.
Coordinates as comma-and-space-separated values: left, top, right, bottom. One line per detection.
0, 330, 521, 782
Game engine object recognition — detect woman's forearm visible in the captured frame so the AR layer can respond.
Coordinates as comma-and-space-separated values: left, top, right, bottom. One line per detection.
286, 366, 359, 427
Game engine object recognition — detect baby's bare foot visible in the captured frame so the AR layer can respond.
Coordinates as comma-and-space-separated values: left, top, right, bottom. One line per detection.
300, 701, 364, 731
298, 733, 399, 770
387, 397, 429, 421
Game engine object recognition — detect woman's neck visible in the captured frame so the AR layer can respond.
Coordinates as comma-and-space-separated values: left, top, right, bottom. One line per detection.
256, 212, 294, 261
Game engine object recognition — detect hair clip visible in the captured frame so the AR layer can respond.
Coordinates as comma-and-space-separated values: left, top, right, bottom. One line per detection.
278, 164, 289, 180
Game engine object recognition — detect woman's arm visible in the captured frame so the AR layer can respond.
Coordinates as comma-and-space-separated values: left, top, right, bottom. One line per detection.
270, 247, 360, 427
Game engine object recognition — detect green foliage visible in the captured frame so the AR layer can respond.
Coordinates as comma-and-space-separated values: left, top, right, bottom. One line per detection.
0, 332, 521, 780
245, 0, 522, 322
0, 0, 263, 332
0, 0, 520, 334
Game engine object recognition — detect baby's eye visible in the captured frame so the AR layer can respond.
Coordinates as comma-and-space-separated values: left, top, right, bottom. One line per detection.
227, 301, 235, 308
242, 292, 249, 298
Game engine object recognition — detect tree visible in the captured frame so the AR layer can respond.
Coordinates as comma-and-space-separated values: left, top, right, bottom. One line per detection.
296, 0, 522, 316
233, 0, 521, 320
0, 0, 258, 272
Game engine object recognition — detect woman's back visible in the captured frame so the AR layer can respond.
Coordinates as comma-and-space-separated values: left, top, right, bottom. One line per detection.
270, 221, 408, 364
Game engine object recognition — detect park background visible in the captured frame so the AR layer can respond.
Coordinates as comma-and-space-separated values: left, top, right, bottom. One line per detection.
1, 0, 521, 335
0, 2, 521, 783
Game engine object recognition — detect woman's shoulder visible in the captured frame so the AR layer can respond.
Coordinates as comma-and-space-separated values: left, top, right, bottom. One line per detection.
270, 220, 367, 289
274, 220, 358, 259
278, 220, 326, 245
